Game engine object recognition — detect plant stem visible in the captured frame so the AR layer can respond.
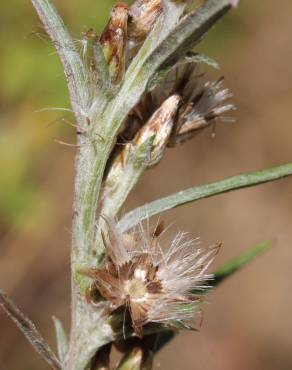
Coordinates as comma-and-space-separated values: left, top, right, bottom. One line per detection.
29, 1, 241, 369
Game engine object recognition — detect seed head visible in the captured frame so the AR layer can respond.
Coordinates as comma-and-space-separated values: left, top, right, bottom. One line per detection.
121, 63, 235, 147
169, 75, 236, 145
84, 218, 219, 337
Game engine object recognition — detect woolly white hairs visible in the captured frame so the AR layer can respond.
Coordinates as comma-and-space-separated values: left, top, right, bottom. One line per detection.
84, 217, 220, 337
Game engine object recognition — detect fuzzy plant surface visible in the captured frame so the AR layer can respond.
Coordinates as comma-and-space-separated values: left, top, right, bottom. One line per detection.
1, 1, 292, 370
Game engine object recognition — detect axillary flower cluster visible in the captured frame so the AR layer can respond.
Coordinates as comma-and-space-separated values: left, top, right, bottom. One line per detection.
88, 1, 235, 144
84, 218, 220, 337
81, 0, 234, 339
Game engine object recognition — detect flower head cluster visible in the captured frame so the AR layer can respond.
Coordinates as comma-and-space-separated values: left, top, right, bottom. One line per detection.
84, 218, 219, 337
85, 0, 235, 140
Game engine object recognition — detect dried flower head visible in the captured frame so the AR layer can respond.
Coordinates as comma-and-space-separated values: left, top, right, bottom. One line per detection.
169, 71, 235, 145
121, 63, 235, 147
84, 218, 219, 337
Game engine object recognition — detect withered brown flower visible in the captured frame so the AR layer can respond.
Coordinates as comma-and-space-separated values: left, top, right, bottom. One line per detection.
84, 218, 219, 337
169, 73, 235, 145
120, 63, 235, 146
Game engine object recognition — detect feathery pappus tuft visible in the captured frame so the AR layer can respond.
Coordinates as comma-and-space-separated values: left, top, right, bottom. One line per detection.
83, 217, 220, 337
120, 63, 235, 146
170, 74, 236, 145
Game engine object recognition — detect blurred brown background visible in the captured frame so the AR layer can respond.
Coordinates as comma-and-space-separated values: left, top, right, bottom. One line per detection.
1, 1, 292, 369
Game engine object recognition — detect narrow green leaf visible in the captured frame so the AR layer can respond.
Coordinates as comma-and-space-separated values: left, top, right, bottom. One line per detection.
0, 290, 61, 370
119, 162, 292, 231
146, 0, 237, 72
52, 316, 68, 364
213, 240, 272, 286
